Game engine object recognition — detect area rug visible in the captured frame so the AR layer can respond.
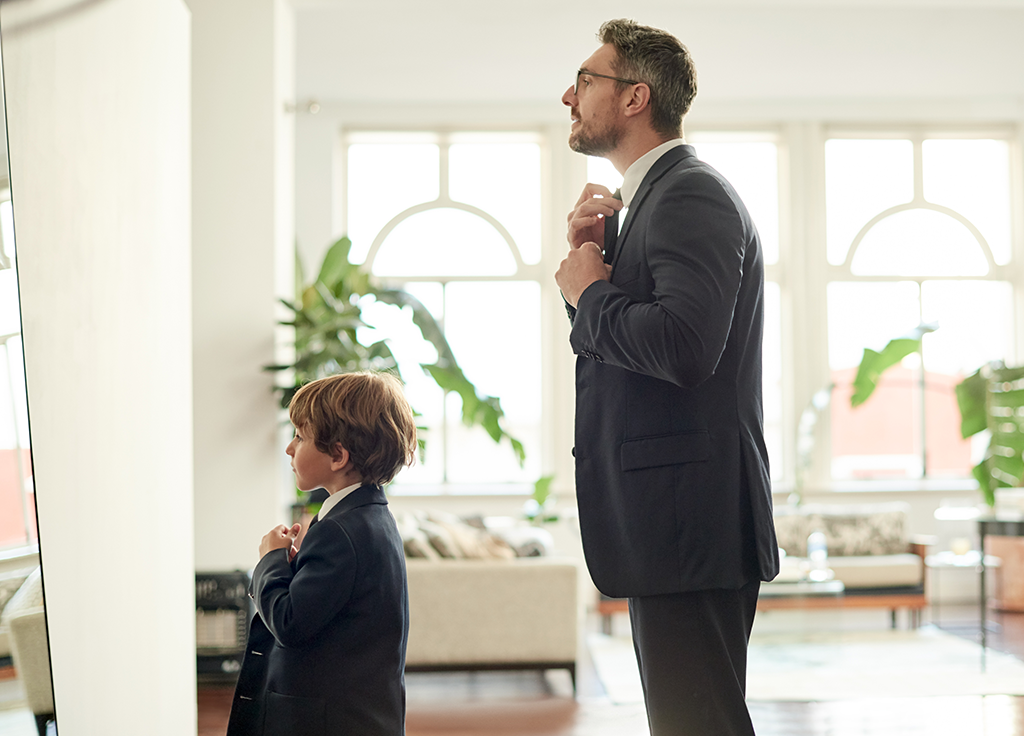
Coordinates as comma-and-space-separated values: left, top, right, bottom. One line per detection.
587, 625, 1024, 703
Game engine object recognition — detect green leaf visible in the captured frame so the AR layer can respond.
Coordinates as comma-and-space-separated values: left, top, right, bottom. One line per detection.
421, 362, 526, 467
973, 462, 995, 508
956, 368, 989, 438
533, 475, 555, 506
851, 339, 921, 408
317, 236, 353, 290
850, 323, 937, 408
375, 288, 458, 367
266, 234, 526, 468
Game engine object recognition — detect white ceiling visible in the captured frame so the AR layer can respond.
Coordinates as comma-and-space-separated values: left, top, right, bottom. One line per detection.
294, 2, 1024, 107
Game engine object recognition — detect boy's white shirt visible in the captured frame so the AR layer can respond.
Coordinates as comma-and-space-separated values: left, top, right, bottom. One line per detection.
315, 482, 363, 521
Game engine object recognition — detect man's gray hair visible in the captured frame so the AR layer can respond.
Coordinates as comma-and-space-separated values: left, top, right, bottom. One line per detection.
598, 19, 697, 138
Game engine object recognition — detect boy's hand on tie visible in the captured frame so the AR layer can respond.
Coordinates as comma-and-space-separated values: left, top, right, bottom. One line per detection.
259, 523, 301, 559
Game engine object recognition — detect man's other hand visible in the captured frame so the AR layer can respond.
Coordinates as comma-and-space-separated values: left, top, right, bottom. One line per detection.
556, 242, 613, 308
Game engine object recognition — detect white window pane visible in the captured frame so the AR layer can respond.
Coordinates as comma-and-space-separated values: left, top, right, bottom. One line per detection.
763, 281, 783, 479
826, 140, 914, 265
923, 139, 1012, 266
921, 281, 1012, 375
919, 281, 1010, 477
371, 208, 516, 277
586, 156, 623, 192
347, 142, 439, 263
444, 281, 541, 484
851, 209, 989, 277
358, 287, 446, 485
449, 141, 541, 264
0, 199, 14, 265
694, 140, 780, 265
0, 271, 20, 336
826, 281, 976, 481
827, 281, 922, 370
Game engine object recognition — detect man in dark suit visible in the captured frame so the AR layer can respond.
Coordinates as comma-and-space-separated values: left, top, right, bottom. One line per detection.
555, 19, 779, 735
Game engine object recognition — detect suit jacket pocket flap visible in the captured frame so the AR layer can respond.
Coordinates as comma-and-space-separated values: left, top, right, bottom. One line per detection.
620, 431, 710, 471
265, 691, 326, 736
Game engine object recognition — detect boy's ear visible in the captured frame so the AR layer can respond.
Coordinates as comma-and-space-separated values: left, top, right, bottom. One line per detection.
329, 444, 350, 471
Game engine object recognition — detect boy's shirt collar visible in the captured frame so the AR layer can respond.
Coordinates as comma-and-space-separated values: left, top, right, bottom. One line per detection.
316, 482, 364, 520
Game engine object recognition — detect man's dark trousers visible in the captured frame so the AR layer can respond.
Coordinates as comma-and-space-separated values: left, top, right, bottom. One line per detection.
629, 580, 760, 735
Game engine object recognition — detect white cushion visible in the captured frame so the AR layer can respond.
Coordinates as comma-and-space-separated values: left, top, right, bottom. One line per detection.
828, 553, 923, 589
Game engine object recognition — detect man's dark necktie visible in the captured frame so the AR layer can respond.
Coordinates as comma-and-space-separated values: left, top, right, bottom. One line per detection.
603, 188, 623, 264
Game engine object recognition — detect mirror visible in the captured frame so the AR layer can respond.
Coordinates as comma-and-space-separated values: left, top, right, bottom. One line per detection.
0, 1, 195, 733
0, 19, 51, 735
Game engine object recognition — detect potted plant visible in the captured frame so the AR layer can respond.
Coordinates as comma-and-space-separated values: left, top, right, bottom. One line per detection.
851, 325, 1024, 507
266, 236, 525, 511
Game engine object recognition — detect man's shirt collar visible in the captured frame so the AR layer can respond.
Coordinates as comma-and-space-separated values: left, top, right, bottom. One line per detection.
620, 138, 685, 208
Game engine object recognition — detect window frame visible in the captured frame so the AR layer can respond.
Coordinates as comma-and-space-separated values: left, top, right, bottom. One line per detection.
807, 124, 1023, 492
338, 127, 555, 495
322, 112, 1024, 499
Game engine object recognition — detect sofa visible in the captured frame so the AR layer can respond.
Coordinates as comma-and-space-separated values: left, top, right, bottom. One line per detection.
766, 501, 931, 626
0, 564, 36, 663
0, 567, 54, 736
396, 511, 580, 688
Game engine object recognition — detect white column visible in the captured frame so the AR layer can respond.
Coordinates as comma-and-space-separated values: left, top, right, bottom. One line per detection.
2, 0, 195, 733
189, 0, 296, 571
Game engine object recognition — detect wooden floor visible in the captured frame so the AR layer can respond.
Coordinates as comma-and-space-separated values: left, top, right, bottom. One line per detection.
198, 605, 1024, 736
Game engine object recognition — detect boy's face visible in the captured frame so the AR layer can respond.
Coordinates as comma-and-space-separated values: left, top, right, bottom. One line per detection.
285, 423, 335, 492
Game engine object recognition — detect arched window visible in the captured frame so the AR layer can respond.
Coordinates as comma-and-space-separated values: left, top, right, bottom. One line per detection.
344, 131, 544, 489
825, 134, 1015, 481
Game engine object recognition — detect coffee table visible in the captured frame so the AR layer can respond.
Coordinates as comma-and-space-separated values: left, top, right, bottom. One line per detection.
757, 579, 845, 610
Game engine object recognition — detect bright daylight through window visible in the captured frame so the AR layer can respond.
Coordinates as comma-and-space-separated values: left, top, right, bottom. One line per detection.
825, 134, 1014, 481
0, 190, 35, 550
345, 132, 543, 490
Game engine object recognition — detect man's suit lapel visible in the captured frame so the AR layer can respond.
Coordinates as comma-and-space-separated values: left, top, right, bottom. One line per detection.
610, 145, 697, 272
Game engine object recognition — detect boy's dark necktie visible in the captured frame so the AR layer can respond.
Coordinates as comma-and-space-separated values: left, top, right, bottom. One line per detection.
603, 188, 623, 264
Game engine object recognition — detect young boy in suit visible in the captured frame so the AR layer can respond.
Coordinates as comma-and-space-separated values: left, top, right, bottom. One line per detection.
227, 371, 417, 736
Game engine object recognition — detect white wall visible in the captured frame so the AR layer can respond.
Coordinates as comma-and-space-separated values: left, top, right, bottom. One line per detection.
1, 0, 195, 733
189, 0, 296, 572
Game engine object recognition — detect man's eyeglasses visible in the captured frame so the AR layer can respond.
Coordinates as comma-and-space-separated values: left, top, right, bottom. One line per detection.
574, 69, 640, 95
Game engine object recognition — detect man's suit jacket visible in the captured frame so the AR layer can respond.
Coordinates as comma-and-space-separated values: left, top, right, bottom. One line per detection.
226, 484, 409, 736
569, 144, 779, 599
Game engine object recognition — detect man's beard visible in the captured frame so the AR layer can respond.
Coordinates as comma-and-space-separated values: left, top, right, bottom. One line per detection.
569, 114, 621, 157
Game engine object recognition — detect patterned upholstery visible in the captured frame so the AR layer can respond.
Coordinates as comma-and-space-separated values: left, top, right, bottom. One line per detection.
774, 503, 909, 557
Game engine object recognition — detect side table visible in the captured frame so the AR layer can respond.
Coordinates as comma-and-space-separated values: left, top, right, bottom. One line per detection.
978, 515, 1024, 670
925, 550, 999, 626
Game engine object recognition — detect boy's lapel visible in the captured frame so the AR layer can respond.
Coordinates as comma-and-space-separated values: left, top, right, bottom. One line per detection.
321, 484, 386, 520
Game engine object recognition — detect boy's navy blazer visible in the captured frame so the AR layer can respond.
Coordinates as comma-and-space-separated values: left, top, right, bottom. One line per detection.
568, 144, 780, 598
227, 484, 409, 736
